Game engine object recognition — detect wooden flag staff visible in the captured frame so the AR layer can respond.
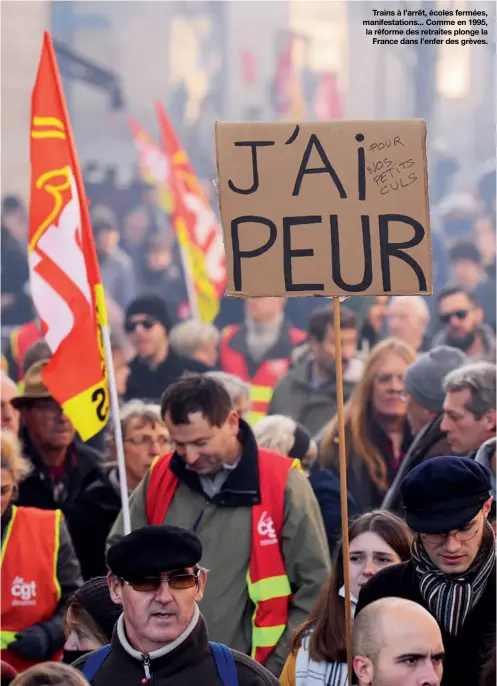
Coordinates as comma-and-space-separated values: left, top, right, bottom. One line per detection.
332, 296, 353, 684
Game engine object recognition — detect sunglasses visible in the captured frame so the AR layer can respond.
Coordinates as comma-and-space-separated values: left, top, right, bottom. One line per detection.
122, 571, 199, 593
0, 484, 14, 497
440, 309, 469, 325
125, 318, 156, 334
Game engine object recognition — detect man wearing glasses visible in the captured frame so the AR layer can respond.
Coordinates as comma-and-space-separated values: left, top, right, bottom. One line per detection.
355, 456, 496, 686
433, 285, 496, 362
73, 525, 279, 685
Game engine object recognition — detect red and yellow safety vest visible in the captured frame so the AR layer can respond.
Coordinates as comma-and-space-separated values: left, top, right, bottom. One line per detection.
1, 506, 62, 673
220, 324, 306, 425
146, 449, 298, 665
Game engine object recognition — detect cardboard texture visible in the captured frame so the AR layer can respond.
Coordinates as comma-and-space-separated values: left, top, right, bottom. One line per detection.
215, 120, 432, 298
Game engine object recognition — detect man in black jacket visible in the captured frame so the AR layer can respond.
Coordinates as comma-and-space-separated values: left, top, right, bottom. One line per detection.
356, 456, 496, 686
382, 346, 466, 514
72, 525, 280, 685
124, 295, 208, 402
13, 360, 111, 575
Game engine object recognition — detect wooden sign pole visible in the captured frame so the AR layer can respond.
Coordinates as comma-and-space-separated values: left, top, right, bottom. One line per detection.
332, 296, 353, 684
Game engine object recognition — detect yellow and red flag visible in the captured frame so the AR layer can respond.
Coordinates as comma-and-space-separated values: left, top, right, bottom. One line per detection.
28, 32, 109, 440
155, 102, 226, 323
128, 117, 173, 213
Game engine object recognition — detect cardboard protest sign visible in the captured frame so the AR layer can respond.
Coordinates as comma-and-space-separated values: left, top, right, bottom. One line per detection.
215, 120, 432, 298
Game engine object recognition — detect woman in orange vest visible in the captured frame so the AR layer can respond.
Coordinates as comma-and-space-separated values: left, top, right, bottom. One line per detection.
1, 431, 82, 674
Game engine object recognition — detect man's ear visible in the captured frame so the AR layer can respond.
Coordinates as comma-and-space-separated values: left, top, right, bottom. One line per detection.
482, 408, 496, 432
195, 568, 208, 603
353, 655, 374, 685
108, 572, 123, 606
474, 306, 484, 326
482, 496, 494, 520
227, 410, 240, 436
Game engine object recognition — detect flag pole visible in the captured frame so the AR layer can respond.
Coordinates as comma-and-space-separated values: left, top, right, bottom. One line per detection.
176, 223, 201, 321
100, 319, 132, 535
333, 296, 353, 683
44, 31, 131, 534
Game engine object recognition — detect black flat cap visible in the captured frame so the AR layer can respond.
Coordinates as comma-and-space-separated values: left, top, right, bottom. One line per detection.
107, 525, 202, 581
401, 456, 492, 534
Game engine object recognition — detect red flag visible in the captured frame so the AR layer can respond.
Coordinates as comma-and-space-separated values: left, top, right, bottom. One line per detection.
313, 72, 343, 120
155, 102, 226, 323
128, 117, 173, 213
28, 32, 108, 440
274, 36, 306, 120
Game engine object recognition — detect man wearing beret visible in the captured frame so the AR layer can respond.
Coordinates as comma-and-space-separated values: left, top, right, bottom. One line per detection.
108, 375, 330, 676
356, 456, 496, 686
73, 525, 279, 685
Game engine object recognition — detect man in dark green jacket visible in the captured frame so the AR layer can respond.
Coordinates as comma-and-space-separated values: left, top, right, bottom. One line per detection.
268, 305, 360, 436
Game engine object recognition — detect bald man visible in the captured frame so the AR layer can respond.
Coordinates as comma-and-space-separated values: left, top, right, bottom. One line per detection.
1, 372, 19, 433
352, 597, 445, 686
387, 296, 430, 352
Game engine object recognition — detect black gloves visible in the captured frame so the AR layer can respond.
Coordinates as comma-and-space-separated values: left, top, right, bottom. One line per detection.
9, 623, 51, 660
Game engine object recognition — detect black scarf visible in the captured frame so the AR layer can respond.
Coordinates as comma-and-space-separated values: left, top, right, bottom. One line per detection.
411, 523, 496, 636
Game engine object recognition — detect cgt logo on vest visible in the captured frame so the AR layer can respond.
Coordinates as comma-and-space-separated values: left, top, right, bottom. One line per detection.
257, 511, 278, 546
11, 576, 37, 606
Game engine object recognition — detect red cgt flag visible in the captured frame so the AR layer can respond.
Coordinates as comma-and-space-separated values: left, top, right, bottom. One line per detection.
155, 101, 226, 323
28, 32, 109, 440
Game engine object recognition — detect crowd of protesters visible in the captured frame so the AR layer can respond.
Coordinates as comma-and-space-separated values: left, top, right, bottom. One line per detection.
0, 162, 496, 686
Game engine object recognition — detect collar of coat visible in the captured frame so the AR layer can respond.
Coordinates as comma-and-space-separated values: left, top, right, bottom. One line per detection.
169, 419, 261, 507
118, 603, 200, 660
111, 604, 210, 675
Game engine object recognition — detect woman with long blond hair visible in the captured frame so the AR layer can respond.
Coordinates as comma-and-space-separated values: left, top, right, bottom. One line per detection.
319, 338, 417, 512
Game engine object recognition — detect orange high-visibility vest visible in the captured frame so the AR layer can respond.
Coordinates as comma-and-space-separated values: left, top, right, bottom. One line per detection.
146, 449, 299, 665
220, 324, 306, 426
1, 506, 62, 673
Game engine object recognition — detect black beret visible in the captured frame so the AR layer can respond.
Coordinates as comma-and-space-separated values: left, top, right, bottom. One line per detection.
107, 525, 202, 581
401, 456, 492, 534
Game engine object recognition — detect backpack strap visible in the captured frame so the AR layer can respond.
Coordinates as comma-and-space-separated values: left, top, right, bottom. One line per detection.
209, 641, 239, 686
81, 644, 112, 683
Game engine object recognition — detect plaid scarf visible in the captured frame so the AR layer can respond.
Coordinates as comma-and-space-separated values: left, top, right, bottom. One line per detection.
411, 525, 495, 636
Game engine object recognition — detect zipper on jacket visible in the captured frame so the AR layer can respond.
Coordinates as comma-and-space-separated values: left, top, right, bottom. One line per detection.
142, 654, 151, 682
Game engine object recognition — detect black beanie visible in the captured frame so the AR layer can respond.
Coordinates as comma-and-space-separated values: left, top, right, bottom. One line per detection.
72, 577, 121, 642
125, 294, 172, 333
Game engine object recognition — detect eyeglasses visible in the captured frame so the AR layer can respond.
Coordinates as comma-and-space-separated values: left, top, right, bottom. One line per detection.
125, 318, 156, 334
439, 310, 469, 325
122, 571, 199, 593
124, 435, 171, 448
421, 527, 479, 545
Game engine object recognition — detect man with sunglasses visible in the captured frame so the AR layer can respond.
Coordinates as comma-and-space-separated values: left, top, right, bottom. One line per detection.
433, 285, 496, 362
356, 456, 496, 686
124, 295, 208, 402
73, 525, 280, 685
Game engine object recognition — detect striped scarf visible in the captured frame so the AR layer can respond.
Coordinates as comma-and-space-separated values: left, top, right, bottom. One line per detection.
411, 525, 495, 636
